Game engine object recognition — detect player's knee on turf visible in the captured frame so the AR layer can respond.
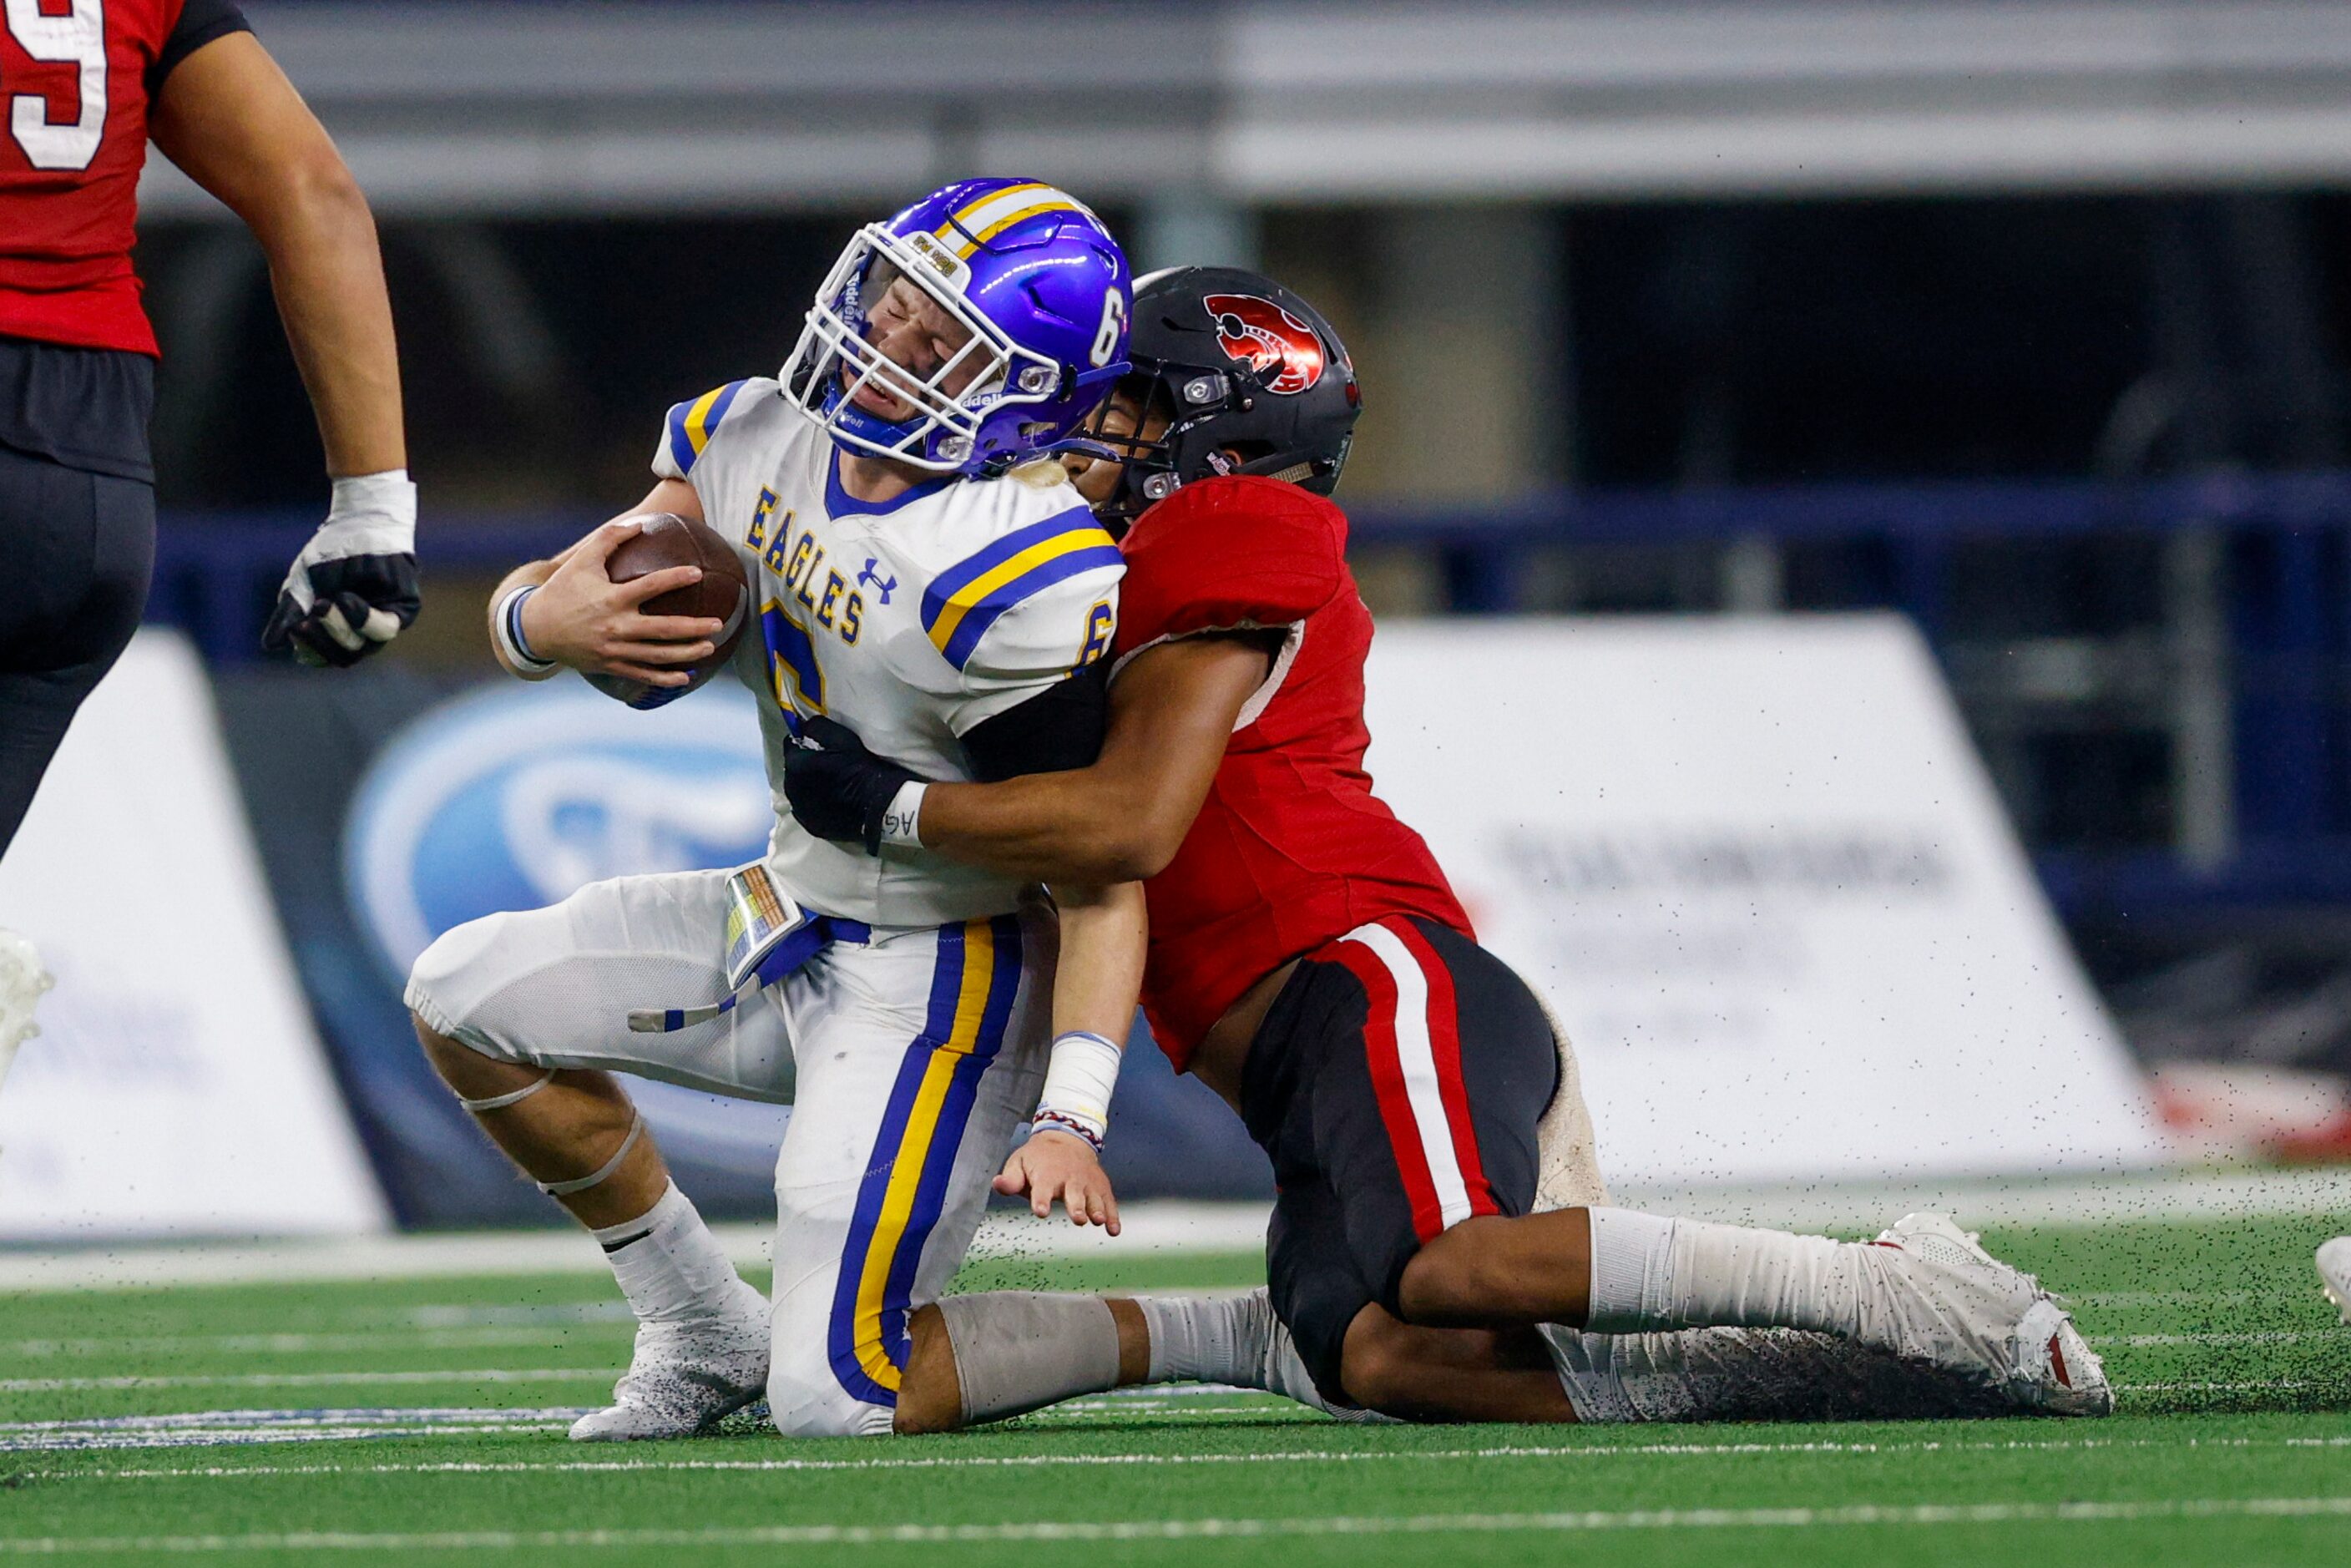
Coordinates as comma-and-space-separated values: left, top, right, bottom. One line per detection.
763, 1313, 896, 1439
1336, 1307, 1428, 1414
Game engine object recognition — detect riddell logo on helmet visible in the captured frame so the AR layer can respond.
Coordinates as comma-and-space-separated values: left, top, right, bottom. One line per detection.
1203, 294, 1325, 395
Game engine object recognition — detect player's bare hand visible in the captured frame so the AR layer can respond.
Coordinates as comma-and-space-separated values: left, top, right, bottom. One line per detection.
520, 518, 726, 686
993, 1129, 1120, 1235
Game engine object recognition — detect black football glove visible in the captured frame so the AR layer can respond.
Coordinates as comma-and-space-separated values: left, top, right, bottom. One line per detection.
263, 473, 421, 668
786, 715, 924, 854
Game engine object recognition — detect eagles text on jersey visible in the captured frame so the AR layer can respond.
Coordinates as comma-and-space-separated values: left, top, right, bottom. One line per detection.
652, 377, 1123, 930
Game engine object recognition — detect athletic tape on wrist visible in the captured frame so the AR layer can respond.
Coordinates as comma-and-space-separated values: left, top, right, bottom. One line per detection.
881, 781, 927, 849
327, 468, 418, 534
537, 1113, 645, 1197
493, 584, 559, 679
1033, 1029, 1122, 1147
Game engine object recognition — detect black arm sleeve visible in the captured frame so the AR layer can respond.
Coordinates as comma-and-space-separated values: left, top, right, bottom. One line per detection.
149, 0, 252, 97
958, 663, 1110, 783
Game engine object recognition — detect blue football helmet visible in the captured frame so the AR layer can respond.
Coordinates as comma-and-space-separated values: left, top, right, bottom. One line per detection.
780, 179, 1132, 475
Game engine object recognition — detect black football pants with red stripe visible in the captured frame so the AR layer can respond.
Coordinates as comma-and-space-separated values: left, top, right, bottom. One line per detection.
1241, 913, 1560, 1404
0, 444, 154, 858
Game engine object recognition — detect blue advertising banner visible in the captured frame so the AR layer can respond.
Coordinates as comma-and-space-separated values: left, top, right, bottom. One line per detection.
216, 667, 1267, 1228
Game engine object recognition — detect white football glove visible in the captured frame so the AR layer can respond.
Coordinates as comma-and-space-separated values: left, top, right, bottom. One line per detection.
265, 470, 420, 667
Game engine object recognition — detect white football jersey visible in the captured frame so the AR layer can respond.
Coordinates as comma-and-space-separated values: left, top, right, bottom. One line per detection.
651, 377, 1122, 929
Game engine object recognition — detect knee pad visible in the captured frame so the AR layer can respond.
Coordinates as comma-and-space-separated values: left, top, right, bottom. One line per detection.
763, 1330, 894, 1439
405, 916, 503, 1039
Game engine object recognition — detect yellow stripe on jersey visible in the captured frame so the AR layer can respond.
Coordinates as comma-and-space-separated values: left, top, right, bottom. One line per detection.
662, 380, 748, 474
922, 520, 1119, 665
683, 387, 726, 457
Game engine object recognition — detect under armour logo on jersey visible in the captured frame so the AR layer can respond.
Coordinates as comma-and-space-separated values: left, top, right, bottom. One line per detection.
857, 559, 896, 604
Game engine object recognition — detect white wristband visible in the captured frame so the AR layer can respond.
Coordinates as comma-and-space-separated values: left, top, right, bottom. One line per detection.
881, 781, 928, 848
1034, 1029, 1123, 1148
492, 584, 559, 680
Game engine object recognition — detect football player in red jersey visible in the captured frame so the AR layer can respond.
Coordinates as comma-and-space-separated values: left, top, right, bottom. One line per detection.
0, 2, 412, 866
786, 267, 2117, 1431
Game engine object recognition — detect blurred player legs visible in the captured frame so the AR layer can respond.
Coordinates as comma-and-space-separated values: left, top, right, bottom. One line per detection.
0, 446, 153, 854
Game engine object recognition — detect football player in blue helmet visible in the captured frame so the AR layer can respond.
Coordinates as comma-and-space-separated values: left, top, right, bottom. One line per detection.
422, 178, 1155, 1444
781, 178, 1130, 475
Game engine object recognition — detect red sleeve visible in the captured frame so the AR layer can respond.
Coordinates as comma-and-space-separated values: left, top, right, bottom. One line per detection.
1111, 476, 1347, 655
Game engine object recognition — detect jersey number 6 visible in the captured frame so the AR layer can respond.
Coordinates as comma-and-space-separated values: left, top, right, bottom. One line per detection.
6, 0, 106, 173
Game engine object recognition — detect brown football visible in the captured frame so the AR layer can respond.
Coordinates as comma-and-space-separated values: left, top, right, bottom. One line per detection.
584, 512, 751, 709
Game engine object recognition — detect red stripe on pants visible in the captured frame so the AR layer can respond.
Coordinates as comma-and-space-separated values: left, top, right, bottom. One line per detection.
1332, 937, 1448, 1242
1387, 917, 1499, 1222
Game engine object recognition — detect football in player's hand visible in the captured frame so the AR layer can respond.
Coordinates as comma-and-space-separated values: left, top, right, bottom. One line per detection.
585, 513, 751, 709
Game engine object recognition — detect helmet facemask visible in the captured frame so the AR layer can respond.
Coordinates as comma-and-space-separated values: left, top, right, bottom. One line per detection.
1074, 357, 1340, 525
1070, 372, 1190, 525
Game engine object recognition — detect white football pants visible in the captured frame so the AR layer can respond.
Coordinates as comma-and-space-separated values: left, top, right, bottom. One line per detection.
406, 866, 1049, 1437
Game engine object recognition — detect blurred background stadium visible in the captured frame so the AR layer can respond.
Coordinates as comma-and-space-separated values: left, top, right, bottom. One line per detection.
16, 0, 2351, 1240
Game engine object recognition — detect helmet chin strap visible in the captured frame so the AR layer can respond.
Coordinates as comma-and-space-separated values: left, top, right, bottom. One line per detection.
822, 376, 928, 453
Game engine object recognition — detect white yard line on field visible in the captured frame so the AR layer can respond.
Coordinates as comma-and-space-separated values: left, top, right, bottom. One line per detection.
0, 1409, 588, 1454
0, 1409, 587, 1434
2073, 1289, 2313, 1309
2114, 1378, 2319, 1393
2089, 1328, 2351, 1348
7, 1497, 2351, 1551
0, 1328, 615, 1360
29, 1433, 2351, 1483
0, 1368, 613, 1393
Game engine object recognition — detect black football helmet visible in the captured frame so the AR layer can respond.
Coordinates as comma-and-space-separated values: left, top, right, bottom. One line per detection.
1078, 266, 1362, 524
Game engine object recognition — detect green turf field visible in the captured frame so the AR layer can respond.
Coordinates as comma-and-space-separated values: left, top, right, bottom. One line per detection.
2, 1213, 2348, 1565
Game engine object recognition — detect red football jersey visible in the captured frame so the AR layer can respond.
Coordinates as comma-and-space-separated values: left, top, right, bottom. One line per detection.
0, 0, 185, 356
1113, 475, 1473, 1069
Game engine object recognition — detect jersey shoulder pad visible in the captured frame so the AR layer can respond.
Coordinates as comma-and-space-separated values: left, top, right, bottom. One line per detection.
921, 501, 1124, 680
1118, 475, 1347, 648
650, 377, 778, 481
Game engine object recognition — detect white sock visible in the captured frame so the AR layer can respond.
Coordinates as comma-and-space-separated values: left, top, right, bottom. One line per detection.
1135, 1292, 1256, 1383
589, 1182, 749, 1327
935, 1293, 1121, 1426
1581, 1207, 1897, 1342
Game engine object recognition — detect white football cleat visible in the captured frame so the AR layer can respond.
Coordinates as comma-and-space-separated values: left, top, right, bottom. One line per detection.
569, 1281, 770, 1442
1873, 1212, 2113, 1417
0, 930, 53, 1087
2320, 1237, 2351, 1326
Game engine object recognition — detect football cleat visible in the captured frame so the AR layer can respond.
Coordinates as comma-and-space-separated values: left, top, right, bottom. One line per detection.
1872, 1212, 2114, 1417
2319, 1237, 2351, 1326
568, 1281, 770, 1442
0, 929, 53, 1085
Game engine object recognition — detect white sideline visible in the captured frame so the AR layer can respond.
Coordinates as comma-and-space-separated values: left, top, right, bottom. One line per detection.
1, 1170, 2345, 1292
8, 1498, 2351, 1552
